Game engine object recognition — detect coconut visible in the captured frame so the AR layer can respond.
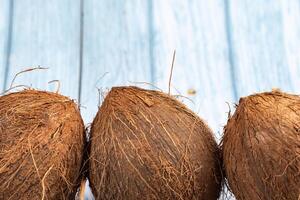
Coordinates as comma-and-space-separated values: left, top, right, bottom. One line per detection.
0, 89, 86, 199
222, 90, 300, 200
89, 86, 221, 200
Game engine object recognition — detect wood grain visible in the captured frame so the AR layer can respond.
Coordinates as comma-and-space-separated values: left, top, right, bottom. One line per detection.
226, 0, 293, 97
0, 1, 299, 199
3, 0, 81, 99
280, 0, 300, 93
0, 0, 10, 91
151, 0, 236, 137
80, 0, 152, 124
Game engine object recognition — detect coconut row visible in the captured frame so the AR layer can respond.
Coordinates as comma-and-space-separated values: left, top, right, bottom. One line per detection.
0, 87, 222, 200
2, 87, 298, 200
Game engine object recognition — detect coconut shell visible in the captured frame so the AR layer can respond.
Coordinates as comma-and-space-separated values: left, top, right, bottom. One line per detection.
89, 86, 221, 200
0, 90, 85, 199
222, 90, 300, 200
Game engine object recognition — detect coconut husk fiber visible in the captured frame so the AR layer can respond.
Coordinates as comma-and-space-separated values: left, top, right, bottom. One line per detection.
222, 90, 300, 200
89, 86, 222, 200
0, 89, 85, 199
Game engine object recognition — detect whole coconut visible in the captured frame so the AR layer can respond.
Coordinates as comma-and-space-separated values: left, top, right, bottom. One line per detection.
89, 86, 221, 200
0, 90, 85, 199
222, 90, 300, 200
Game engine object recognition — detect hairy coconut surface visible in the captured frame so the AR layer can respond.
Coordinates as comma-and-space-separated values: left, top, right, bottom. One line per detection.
0, 90, 85, 200
222, 90, 300, 200
89, 86, 221, 200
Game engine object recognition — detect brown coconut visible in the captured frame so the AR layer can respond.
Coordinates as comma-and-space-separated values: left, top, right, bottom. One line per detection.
222, 90, 300, 200
0, 90, 86, 199
89, 86, 222, 200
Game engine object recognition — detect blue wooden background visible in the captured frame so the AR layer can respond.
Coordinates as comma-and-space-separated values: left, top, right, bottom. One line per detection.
0, 0, 300, 199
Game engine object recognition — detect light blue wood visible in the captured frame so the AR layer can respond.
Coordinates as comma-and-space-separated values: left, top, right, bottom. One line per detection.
80, 0, 152, 125
151, 0, 236, 138
0, 0, 10, 91
226, 0, 294, 97
4, 0, 81, 99
280, 0, 300, 93
1, 1, 300, 199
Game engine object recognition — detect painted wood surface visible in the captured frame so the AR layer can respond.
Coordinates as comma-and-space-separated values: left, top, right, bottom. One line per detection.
80, 0, 153, 125
226, 0, 296, 97
2, 0, 81, 99
0, 1, 300, 199
0, 0, 298, 136
151, 0, 236, 139
280, 0, 300, 93
0, 0, 10, 90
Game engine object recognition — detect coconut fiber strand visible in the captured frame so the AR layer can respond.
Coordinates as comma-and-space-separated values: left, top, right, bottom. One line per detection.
89, 86, 222, 200
222, 90, 300, 200
0, 90, 85, 199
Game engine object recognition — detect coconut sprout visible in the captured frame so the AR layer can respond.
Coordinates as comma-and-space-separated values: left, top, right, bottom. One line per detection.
0, 90, 86, 199
89, 86, 222, 200
222, 90, 300, 200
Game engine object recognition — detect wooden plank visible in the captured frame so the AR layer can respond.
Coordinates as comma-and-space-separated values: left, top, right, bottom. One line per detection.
280, 0, 300, 93
226, 0, 293, 97
0, 0, 10, 92
80, 0, 152, 124
4, 0, 81, 99
151, 0, 236, 137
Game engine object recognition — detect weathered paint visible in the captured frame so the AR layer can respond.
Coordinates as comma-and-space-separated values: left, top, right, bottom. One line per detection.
80, 0, 153, 125
0, 1, 300, 199
151, 0, 235, 138
226, 0, 294, 96
2, 0, 81, 99
0, 0, 10, 91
